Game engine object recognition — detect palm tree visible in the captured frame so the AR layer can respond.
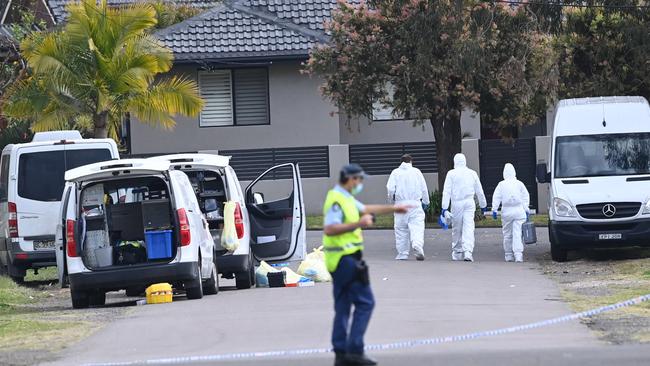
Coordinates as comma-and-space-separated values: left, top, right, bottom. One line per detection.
2, 0, 204, 139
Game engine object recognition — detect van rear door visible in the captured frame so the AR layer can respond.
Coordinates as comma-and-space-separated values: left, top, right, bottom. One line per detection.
14, 144, 114, 248
244, 163, 306, 262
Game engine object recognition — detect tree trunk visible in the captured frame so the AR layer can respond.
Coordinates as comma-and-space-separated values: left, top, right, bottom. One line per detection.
93, 112, 109, 139
431, 116, 462, 191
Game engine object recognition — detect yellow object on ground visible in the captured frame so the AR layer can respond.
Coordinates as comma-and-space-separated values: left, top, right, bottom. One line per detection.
221, 201, 240, 252
146, 283, 173, 304
297, 246, 332, 282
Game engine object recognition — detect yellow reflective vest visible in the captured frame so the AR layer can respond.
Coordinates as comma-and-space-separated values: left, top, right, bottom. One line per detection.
322, 189, 364, 272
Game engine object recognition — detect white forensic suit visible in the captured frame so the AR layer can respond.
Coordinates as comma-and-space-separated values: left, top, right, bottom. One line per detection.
441, 154, 487, 261
387, 162, 429, 260
491, 163, 530, 262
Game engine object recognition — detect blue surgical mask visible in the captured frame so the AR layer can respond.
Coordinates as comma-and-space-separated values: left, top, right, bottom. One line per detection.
351, 183, 364, 196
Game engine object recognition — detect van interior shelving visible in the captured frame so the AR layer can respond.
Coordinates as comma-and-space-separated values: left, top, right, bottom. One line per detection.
183, 170, 227, 250
79, 176, 177, 269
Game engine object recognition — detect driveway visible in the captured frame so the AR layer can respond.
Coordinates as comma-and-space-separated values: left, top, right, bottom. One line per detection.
45, 229, 650, 366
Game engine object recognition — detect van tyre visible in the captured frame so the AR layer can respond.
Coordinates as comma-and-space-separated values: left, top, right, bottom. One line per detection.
203, 264, 219, 295
71, 289, 90, 309
235, 254, 255, 289
125, 287, 145, 297
185, 262, 204, 300
551, 243, 568, 262
89, 291, 106, 306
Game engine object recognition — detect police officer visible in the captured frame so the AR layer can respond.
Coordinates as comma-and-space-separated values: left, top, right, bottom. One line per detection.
323, 164, 410, 366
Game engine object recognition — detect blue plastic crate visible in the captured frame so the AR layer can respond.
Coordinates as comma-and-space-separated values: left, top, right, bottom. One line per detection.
144, 230, 173, 260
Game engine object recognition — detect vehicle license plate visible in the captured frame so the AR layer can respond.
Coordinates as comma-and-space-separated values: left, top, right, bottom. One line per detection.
33, 240, 55, 250
598, 233, 622, 240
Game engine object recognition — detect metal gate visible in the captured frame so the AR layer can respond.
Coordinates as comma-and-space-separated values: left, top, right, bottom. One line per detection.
479, 138, 538, 210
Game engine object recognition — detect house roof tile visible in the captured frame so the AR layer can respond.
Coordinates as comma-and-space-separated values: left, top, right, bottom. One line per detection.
46, 0, 218, 23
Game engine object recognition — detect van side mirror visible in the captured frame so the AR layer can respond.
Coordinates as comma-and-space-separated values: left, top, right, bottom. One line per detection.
536, 163, 550, 183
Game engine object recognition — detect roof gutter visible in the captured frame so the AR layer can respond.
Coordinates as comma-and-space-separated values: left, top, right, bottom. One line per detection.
172, 54, 310, 65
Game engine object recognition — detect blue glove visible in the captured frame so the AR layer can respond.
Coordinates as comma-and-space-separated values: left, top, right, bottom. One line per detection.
442, 208, 447, 216
438, 215, 448, 230
422, 203, 430, 212
492, 211, 498, 220
481, 207, 488, 214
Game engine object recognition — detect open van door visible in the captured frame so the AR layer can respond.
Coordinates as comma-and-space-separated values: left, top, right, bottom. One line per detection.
245, 163, 305, 262
55, 184, 74, 288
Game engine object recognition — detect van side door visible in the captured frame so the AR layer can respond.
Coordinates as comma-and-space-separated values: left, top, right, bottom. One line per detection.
244, 163, 305, 262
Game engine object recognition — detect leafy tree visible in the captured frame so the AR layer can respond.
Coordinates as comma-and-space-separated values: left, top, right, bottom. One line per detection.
556, 3, 650, 101
152, 1, 204, 29
307, 0, 556, 188
2, 0, 204, 139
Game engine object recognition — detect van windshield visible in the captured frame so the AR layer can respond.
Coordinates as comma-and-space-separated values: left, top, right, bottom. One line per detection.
555, 133, 650, 178
18, 149, 113, 202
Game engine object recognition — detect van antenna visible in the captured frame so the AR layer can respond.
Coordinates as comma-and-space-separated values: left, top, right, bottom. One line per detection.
602, 103, 607, 127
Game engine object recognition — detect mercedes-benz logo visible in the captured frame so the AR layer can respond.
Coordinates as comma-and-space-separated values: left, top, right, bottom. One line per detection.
602, 204, 617, 218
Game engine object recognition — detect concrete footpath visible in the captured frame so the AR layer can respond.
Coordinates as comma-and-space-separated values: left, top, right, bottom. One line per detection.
45, 229, 650, 366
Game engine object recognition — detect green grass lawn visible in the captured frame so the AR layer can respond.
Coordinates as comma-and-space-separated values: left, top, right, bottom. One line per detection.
307, 213, 549, 230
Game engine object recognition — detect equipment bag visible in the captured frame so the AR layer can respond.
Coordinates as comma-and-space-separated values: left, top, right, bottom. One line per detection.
522, 221, 537, 245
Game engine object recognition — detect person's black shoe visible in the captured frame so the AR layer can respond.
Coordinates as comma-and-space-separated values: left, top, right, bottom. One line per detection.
344, 353, 378, 365
334, 352, 347, 366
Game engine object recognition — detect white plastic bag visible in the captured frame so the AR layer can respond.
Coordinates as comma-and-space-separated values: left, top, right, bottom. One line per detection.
220, 201, 240, 252
281, 267, 310, 285
255, 261, 279, 287
297, 246, 331, 282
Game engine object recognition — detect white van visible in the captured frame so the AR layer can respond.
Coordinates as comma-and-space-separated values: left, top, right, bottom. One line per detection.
57, 159, 218, 308
537, 96, 650, 261
0, 131, 119, 282
150, 154, 306, 289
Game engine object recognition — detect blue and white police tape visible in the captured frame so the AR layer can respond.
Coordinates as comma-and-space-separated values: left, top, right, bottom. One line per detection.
84, 293, 650, 366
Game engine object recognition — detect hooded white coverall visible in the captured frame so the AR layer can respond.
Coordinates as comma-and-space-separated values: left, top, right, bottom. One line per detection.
387, 162, 429, 259
492, 163, 530, 261
441, 154, 487, 260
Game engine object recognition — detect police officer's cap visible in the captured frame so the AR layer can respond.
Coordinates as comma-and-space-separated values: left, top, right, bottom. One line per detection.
340, 163, 366, 179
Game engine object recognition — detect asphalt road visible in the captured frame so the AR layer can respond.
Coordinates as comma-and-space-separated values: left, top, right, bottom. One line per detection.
45, 228, 650, 366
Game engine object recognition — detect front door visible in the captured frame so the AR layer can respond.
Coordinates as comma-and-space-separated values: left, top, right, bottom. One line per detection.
245, 163, 305, 262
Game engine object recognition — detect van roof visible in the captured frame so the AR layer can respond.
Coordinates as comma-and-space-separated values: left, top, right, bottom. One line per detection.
2, 137, 117, 155
149, 153, 231, 168
65, 159, 171, 182
557, 96, 649, 108
31, 130, 82, 142
554, 96, 650, 137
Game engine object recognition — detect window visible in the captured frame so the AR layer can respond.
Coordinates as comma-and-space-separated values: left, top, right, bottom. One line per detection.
555, 133, 650, 178
372, 83, 404, 121
0, 155, 9, 202
18, 149, 113, 202
199, 68, 269, 127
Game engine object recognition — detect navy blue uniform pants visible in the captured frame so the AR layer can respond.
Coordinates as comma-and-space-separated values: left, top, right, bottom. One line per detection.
331, 253, 375, 355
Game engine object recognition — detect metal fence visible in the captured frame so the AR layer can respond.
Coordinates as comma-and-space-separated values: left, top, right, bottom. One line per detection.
349, 142, 438, 175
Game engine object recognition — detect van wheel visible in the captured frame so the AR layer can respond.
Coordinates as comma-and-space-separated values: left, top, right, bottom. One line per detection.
7, 263, 25, 284
235, 254, 255, 289
203, 264, 219, 295
89, 291, 106, 306
71, 289, 90, 309
125, 287, 145, 297
186, 262, 204, 300
551, 244, 568, 262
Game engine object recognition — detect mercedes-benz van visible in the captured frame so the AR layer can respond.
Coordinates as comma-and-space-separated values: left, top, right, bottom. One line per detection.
0, 131, 119, 282
537, 96, 650, 261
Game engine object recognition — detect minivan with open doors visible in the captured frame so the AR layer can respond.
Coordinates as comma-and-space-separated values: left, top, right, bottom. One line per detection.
56, 159, 218, 308
150, 154, 306, 289
0, 131, 119, 283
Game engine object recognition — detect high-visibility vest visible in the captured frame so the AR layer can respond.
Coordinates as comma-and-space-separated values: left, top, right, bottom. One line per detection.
322, 189, 364, 272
